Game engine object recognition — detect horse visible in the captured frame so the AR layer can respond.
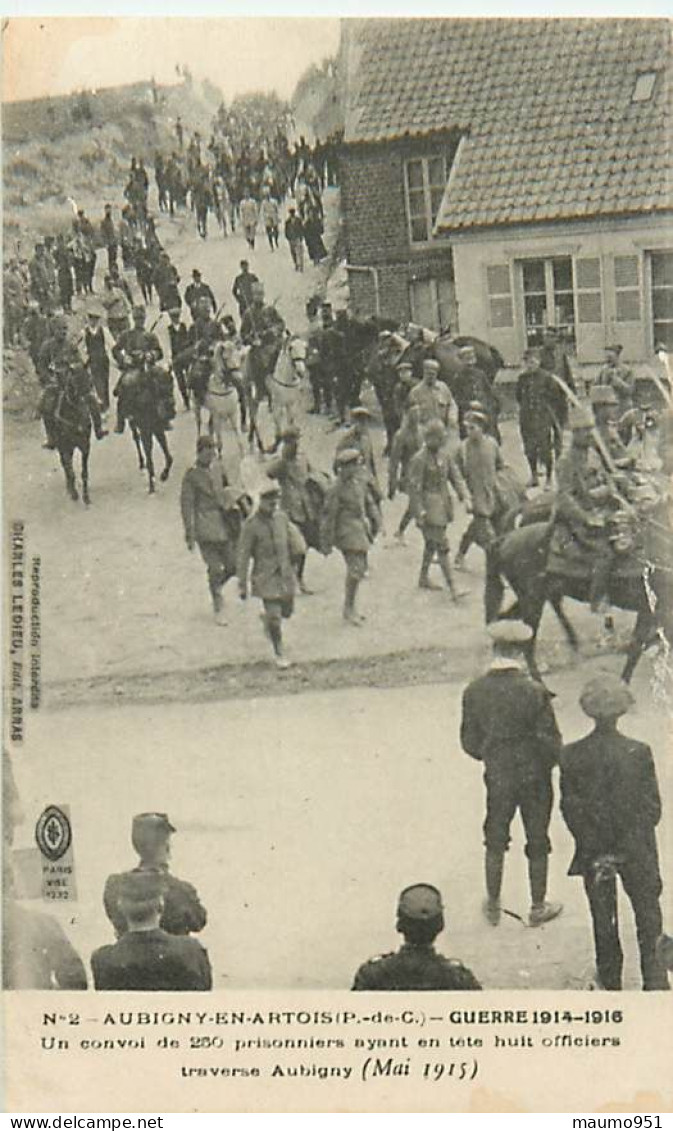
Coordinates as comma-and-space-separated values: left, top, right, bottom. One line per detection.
206, 340, 246, 458
52, 367, 95, 505
484, 500, 673, 683
120, 362, 174, 494
265, 334, 308, 449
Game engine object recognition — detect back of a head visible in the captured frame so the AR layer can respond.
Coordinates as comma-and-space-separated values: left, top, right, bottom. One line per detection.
396, 883, 444, 944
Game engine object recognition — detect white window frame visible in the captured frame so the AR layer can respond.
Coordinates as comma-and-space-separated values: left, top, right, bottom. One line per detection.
403, 155, 448, 247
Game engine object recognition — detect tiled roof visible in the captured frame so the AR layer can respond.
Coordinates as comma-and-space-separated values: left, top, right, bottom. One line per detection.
342, 18, 673, 229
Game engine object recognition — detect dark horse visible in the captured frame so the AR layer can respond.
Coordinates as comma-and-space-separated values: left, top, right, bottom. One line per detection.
484, 503, 673, 683
52, 367, 99, 505
121, 362, 174, 494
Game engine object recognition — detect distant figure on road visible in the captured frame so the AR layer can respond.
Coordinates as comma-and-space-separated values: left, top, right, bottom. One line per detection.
561, 675, 669, 991
185, 268, 216, 320
232, 259, 259, 320
460, 621, 564, 929
352, 884, 481, 991
103, 812, 207, 939
239, 193, 259, 251
284, 206, 304, 272
93, 871, 212, 992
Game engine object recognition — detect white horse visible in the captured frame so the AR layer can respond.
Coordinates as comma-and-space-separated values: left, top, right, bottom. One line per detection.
207, 340, 246, 458
265, 334, 308, 448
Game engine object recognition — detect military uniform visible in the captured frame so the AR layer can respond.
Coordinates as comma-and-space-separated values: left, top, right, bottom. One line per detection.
408, 378, 454, 427
561, 676, 668, 990
103, 867, 208, 939
515, 365, 556, 482
37, 334, 104, 445
457, 430, 504, 554
321, 472, 381, 581
408, 443, 466, 555
92, 928, 212, 991
237, 506, 305, 616
266, 451, 313, 528
335, 420, 381, 502
112, 325, 165, 431
453, 364, 499, 439
352, 945, 481, 991
181, 458, 241, 611
168, 316, 191, 409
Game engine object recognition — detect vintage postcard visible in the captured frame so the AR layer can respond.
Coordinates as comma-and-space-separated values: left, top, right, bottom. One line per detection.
2, 14, 672, 1114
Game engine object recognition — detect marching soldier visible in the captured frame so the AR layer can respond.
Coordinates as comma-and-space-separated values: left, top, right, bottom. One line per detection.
455, 408, 506, 571
561, 675, 669, 991
460, 621, 564, 928
167, 306, 191, 410
388, 403, 423, 543
408, 419, 468, 598
408, 358, 456, 429
453, 345, 500, 440
334, 405, 382, 502
93, 870, 212, 992
237, 483, 306, 669
103, 812, 207, 939
321, 449, 382, 626
112, 305, 164, 433
597, 344, 635, 425
266, 428, 319, 594
352, 884, 481, 991
181, 435, 242, 624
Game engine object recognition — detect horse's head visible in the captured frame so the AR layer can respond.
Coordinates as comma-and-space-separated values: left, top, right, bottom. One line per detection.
286, 335, 308, 378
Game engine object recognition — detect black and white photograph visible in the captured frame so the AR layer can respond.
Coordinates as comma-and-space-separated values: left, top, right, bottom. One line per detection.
2, 12, 672, 1114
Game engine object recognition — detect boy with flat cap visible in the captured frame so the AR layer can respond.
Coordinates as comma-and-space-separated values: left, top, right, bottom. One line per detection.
352, 883, 481, 991
93, 871, 212, 991
461, 621, 564, 927
237, 483, 306, 669
322, 449, 382, 626
103, 812, 207, 939
560, 675, 669, 990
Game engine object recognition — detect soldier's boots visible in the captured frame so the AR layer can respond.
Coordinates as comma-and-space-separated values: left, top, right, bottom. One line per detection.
483, 850, 504, 926
528, 856, 563, 927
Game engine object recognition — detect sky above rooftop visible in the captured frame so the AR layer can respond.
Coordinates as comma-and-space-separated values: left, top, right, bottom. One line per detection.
2, 17, 341, 104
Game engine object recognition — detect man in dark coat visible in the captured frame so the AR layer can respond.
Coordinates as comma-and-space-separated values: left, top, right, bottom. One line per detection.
83, 309, 112, 411
103, 812, 207, 940
100, 203, 118, 273
352, 884, 481, 991
560, 675, 669, 991
184, 268, 217, 319
181, 435, 242, 623
112, 305, 164, 433
539, 326, 576, 459
232, 259, 259, 319
167, 306, 191, 410
93, 870, 212, 992
460, 620, 564, 928
515, 346, 557, 486
453, 345, 500, 440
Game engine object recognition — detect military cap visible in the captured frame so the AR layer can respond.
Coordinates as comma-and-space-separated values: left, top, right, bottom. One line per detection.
458, 344, 476, 356
281, 426, 301, 441
606, 343, 623, 353
568, 404, 595, 430
192, 268, 202, 278
196, 435, 215, 451
104, 203, 112, 211
117, 870, 166, 904
590, 385, 619, 407
132, 305, 147, 317
259, 481, 281, 497
464, 410, 487, 427
350, 405, 372, 419
397, 362, 413, 372
579, 674, 634, 719
422, 358, 440, 373
132, 812, 176, 841
86, 307, 101, 319
378, 330, 392, 342
488, 620, 533, 646
397, 884, 443, 921
168, 307, 182, 317
240, 259, 249, 268
335, 448, 361, 467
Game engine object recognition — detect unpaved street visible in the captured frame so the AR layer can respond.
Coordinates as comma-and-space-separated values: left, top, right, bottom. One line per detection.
11, 663, 672, 991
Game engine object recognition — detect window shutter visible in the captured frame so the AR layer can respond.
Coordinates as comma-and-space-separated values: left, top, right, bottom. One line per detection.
486, 264, 513, 328
575, 257, 603, 324
614, 255, 641, 322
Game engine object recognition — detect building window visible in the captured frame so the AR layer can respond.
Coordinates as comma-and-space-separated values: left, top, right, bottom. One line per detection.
486, 264, 513, 329
519, 256, 576, 350
650, 251, 673, 349
404, 155, 448, 244
613, 255, 642, 323
632, 71, 658, 103
409, 276, 456, 333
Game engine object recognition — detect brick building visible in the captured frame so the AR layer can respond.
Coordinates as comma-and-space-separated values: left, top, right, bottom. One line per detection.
339, 19, 673, 364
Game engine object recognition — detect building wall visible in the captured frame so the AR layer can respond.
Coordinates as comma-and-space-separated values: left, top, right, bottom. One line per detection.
449, 214, 673, 364
340, 134, 458, 326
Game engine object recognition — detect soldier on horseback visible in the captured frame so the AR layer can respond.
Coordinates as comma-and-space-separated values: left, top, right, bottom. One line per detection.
554, 404, 622, 615
38, 315, 106, 449
112, 305, 166, 434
